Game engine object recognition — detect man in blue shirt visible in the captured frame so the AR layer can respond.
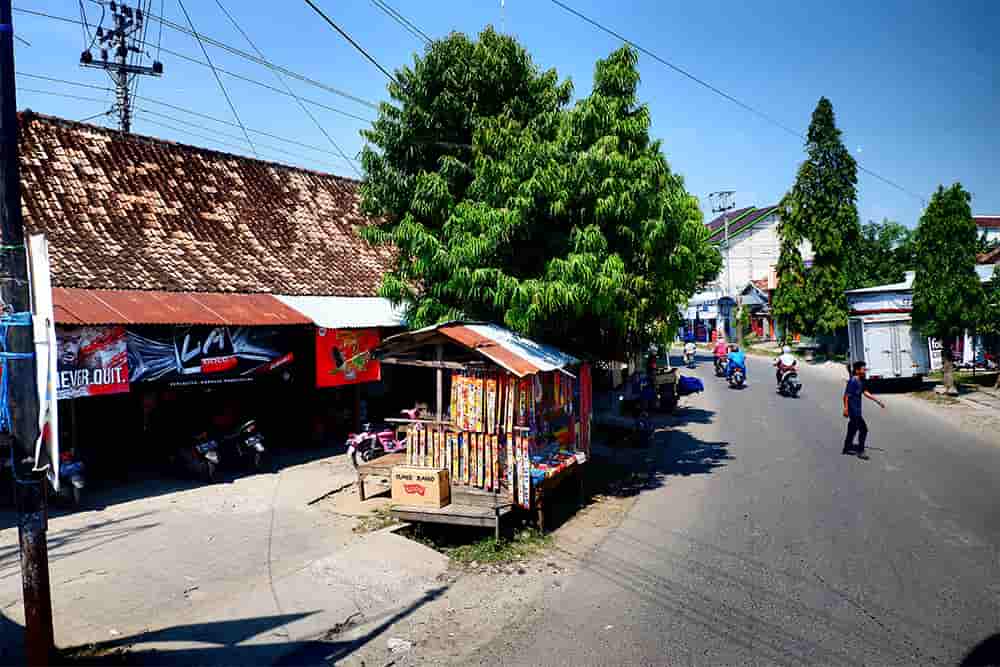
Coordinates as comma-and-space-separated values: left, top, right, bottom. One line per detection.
726, 344, 747, 379
843, 361, 885, 459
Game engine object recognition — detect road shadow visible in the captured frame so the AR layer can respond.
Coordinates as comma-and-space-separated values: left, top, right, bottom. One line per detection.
56, 586, 447, 666
0, 510, 160, 582
0, 445, 345, 531
962, 633, 1000, 666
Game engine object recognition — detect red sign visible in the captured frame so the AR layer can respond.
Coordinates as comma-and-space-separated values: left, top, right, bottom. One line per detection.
315, 328, 381, 387
403, 483, 426, 496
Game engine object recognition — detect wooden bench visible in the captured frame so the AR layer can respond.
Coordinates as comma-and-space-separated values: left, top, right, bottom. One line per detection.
355, 451, 406, 502
391, 485, 513, 540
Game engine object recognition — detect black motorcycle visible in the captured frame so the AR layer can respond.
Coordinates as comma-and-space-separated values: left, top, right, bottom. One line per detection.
221, 419, 267, 473
728, 367, 746, 389
714, 355, 728, 377
174, 431, 220, 482
777, 369, 802, 398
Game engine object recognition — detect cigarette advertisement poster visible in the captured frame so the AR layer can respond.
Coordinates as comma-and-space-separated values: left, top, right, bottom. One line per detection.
315, 328, 381, 387
128, 326, 295, 388
57, 326, 130, 400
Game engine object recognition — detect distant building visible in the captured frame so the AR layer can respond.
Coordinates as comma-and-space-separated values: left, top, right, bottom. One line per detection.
975, 215, 1000, 244
688, 204, 813, 338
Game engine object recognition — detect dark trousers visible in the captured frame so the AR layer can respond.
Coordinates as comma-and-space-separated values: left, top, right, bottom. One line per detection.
844, 415, 868, 452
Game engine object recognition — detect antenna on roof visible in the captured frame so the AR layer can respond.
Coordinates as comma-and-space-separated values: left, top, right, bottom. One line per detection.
79, 2, 163, 133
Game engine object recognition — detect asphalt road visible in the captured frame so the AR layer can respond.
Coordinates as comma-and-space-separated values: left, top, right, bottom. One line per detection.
473, 352, 1000, 666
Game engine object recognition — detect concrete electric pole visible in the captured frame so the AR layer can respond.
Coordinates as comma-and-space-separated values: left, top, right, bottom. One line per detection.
79, 1, 163, 133
1, 2, 53, 664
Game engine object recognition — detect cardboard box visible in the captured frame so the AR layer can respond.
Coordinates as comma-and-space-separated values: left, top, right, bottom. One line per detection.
391, 466, 450, 508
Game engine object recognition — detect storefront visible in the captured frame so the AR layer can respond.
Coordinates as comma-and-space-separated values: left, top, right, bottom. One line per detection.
366, 322, 592, 533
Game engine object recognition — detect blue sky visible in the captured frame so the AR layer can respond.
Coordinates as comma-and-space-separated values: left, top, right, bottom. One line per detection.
12, 0, 999, 227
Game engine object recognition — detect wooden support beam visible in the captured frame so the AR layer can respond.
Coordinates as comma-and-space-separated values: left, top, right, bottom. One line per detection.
379, 357, 468, 370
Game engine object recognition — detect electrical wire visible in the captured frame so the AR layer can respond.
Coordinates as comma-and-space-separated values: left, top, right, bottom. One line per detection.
14, 35, 31, 47
12, 6, 379, 111
15, 84, 360, 168
155, 0, 164, 60
78, 109, 113, 123
135, 113, 353, 172
176, 0, 257, 157
547, 0, 926, 204
369, 0, 430, 45
16, 72, 111, 91
214, 0, 362, 178
303, 0, 399, 85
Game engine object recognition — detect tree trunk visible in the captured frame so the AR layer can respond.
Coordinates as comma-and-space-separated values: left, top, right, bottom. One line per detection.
942, 336, 958, 395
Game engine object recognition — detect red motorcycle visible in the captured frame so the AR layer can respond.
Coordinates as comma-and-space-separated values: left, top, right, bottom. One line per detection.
345, 407, 419, 467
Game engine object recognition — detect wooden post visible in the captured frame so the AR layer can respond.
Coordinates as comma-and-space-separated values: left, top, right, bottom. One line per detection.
352, 385, 361, 432
435, 344, 443, 422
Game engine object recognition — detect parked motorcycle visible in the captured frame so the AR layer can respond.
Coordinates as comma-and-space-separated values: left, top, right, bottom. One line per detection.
683, 350, 696, 368
175, 431, 220, 482
346, 422, 407, 468
714, 355, 728, 377
54, 450, 86, 505
221, 419, 267, 473
777, 369, 802, 398
728, 367, 746, 389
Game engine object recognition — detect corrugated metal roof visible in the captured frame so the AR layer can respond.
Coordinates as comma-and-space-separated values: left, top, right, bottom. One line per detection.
377, 321, 578, 377
274, 295, 405, 329
53, 288, 311, 326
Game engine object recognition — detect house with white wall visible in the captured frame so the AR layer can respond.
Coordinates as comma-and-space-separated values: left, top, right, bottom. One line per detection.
704, 205, 814, 299
975, 215, 1000, 244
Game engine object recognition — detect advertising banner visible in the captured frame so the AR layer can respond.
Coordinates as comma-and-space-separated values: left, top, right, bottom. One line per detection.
128, 326, 294, 387
57, 326, 130, 400
316, 328, 381, 387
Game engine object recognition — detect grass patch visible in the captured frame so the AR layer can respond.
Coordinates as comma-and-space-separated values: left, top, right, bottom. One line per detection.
353, 504, 399, 533
400, 524, 551, 565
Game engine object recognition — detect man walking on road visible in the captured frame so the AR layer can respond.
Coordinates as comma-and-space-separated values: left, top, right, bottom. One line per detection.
843, 361, 885, 459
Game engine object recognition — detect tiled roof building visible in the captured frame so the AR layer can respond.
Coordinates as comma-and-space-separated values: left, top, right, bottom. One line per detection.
18, 112, 393, 297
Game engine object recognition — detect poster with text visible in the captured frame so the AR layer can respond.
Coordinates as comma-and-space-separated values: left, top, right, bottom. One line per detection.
128, 326, 295, 387
57, 326, 130, 399
316, 328, 381, 387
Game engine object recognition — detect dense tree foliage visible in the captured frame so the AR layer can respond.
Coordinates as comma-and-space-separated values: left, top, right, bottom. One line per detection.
776, 97, 860, 336
360, 29, 719, 358
845, 219, 915, 289
912, 184, 984, 392
771, 215, 809, 341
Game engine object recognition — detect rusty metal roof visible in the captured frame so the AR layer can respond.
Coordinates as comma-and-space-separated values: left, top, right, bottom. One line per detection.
19, 112, 394, 297
54, 288, 311, 326
376, 322, 578, 377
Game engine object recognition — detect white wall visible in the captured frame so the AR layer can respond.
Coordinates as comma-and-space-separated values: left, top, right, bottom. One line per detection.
710, 213, 814, 296
977, 226, 1000, 243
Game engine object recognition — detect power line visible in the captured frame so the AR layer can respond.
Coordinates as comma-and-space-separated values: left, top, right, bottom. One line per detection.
176, 0, 256, 156
12, 6, 379, 111
547, 0, 926, 204
303, 0, 399, 85
16, 83, 360, 167
135, 113, 352, 172
16, 72, 110, 92
213, 0, 362, 178
369, 0, 430, 45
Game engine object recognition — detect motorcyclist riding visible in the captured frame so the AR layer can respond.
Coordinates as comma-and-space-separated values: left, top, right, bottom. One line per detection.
683, 340, 697, 364
712, 337, 728, 361
726, 344, 747, 379
774, 345, 797, 384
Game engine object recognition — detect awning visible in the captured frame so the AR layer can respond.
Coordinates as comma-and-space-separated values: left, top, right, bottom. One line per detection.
273, 295, 405, 329
375, 321, 579, 377
53, 288, 311, 326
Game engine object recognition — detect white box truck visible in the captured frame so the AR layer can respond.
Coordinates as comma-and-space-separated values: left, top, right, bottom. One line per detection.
846, 273, 931, 382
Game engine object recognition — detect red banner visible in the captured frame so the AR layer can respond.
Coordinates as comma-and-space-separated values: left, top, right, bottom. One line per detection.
315, 328, 381, 387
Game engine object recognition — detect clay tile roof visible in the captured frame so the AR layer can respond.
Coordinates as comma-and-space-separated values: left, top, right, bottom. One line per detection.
707, 205, 778, 243
978, 246, 1000, 265
18, 112, 394, 297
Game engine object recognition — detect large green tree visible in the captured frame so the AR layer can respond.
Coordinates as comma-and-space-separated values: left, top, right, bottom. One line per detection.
360, 30, 719, 359
771, 214, 809, 342
845, 218, 916, 289
776, 97, 861, 337
978, 266, 1000, 388
912, 184, 984, 393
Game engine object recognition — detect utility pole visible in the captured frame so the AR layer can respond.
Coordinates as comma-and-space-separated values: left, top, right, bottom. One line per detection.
79, 2, 163, 133
1, 2, 52, 664
709, 191, 736, 340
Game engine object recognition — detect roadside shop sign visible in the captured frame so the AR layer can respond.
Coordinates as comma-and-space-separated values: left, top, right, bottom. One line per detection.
128, 326, 294, 387
315, 328, 381, 387
56, 326, 130, 400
